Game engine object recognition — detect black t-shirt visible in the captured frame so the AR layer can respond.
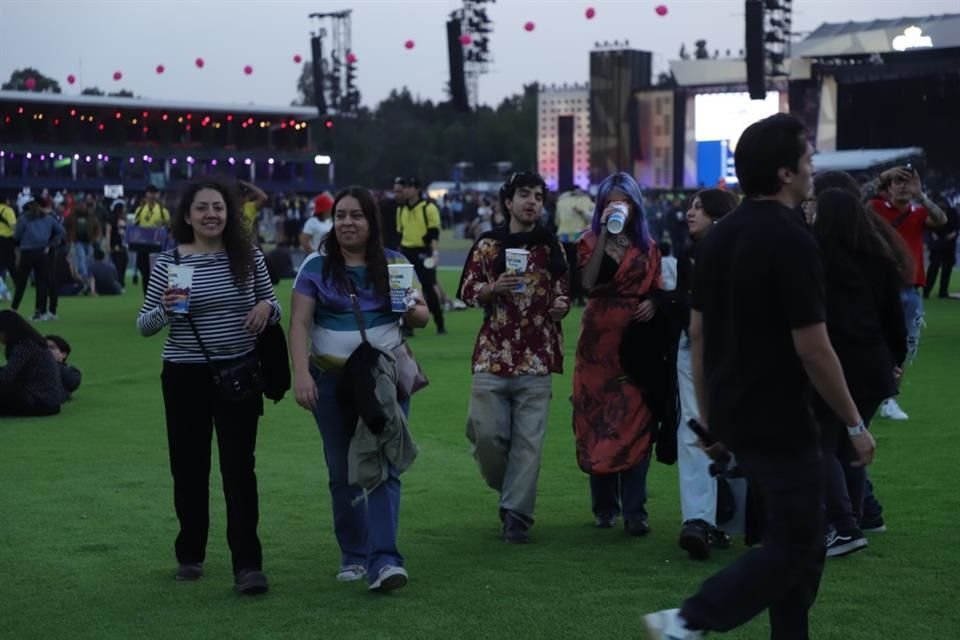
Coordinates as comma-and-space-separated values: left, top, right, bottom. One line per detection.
692, 199, 825, 457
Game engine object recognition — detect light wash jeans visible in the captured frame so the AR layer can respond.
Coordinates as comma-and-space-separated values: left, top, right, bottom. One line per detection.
73, 242, 92, 280
900, 287, 924, 364
466, 373, 553, 525
676, 334, 718, 526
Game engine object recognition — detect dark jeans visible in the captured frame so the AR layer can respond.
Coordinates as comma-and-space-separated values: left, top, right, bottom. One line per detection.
924, 248, 955, 298
589, 456, 651, 522
47, 251, 60, 314
12, 248, 50, 314
111, 250, 129, 287
401, 247, 445, 331
136, 251, 153, 296
563, 241, 584, 303
681, 454, 826, 639
0, 236, 15, 278
160, 360, 264, 575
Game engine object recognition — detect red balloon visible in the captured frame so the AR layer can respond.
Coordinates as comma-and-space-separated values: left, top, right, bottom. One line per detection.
293, 54, 303, 64
195, 57, 205, 68
113, 71, 122, 81
24, 77, 36, 90
524, 21, 535, 32
655, 5, 668, 16
346, 52, 358, 64
66, 74, 76, 85
459, 34, 472, 45
404, 39, 415, 50
243, 65, 253, 75
155, 64, 165, 74
586, 7, 596, 19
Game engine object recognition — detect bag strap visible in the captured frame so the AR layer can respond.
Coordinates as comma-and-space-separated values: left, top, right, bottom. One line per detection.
890, 209, 912, 229
173, 249, 215, 367
345, 278, 369, 344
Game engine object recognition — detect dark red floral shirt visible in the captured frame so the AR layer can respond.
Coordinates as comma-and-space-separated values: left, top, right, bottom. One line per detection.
460, 239, 570, 377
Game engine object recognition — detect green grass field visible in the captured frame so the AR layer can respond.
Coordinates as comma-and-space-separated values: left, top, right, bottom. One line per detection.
2, 271, 958, 639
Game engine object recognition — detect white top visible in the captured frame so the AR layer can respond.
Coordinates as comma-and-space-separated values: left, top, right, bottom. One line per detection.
302, 217, 333, 251
661, 255, 678, 292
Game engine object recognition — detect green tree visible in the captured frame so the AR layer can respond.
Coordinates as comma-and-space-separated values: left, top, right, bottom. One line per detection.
2, 68, 62, 93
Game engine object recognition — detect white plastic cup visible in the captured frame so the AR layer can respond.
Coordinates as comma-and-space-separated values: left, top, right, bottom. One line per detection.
388, 263, 415, 312
166, 265, 194, 314
505, 248, 529, 293
606, 202, 629, 234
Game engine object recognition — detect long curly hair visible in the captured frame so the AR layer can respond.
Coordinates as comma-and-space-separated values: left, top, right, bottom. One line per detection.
321, 186, 390, 298
171, 177, 254, 285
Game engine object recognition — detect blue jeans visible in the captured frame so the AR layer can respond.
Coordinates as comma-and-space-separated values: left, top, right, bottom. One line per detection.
590, 456, 651, 522
901, 287, 924, 364
73, 242, 92, 279
312, 369, 407, 581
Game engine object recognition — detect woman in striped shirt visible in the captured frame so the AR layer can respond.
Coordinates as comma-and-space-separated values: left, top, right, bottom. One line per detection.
137, 178, 280, 595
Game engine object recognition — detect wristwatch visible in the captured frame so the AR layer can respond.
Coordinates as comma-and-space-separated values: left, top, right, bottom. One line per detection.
846, 421, 866, 436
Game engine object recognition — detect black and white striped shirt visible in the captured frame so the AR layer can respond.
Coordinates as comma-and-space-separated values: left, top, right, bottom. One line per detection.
137, 248, 281, 363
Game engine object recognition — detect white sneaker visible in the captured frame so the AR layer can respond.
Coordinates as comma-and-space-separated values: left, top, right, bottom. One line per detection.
642, 608, 703, 639
335, 564, 366, 582
43, 312, 57, 321
368, 565, 408, 593
880, 398, 909, 421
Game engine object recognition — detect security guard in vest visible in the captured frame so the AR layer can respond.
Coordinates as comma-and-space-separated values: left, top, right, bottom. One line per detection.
133, 185, 170, 295
395, 177, 446, 334
0, 193, 17, 299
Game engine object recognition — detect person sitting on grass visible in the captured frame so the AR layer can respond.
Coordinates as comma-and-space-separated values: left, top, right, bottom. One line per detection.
0, 309, 66, 416
45, 334, 82, 398
88, 247, 123, 295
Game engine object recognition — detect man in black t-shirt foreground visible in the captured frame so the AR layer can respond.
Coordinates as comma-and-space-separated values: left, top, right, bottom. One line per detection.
643, 113, 876, 639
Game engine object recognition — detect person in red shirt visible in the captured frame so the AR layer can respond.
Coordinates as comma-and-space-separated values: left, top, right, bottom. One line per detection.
458, 172, 570, 544
867, 167, 946, 420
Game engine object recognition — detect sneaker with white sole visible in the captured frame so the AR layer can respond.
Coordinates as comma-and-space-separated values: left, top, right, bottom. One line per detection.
368, 565, 408, 593
642, 608, 703, 639
336, 564, 366, 582
825, 528, 868, 558
880, 398, 908, 420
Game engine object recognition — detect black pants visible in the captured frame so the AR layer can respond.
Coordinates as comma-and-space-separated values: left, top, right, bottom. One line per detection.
12, 248, 50, 314
562, 241, 584, 303
0, 237, 16, 279
136, 251, 153, 296
111, 250, 129, 287
401, 247, 445, 332
0, 385, 60, 416
924, 247, 955, 298
47, 250, 60, 314
160, 360, 264, 575
681, 454, 826, 639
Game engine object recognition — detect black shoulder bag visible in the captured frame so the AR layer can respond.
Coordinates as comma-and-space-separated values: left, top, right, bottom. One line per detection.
174, 250, 264, 403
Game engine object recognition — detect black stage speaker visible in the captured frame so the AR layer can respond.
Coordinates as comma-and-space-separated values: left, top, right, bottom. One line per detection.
745, 0, 765, 100
310, 35, 327, 114
446, 19, 470, 112
557, 116, 574, 193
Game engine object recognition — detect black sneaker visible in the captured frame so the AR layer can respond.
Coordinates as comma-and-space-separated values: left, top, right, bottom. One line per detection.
708, 525, 732, 549
861, 516, 887, 533
234, 569, 269, 595
624, 518, 651, 537
502, 511, 530, 544
679, 520, 711, 559
594, 513, 618, 529
825, 528, 868, 558
175, 563, 203, 581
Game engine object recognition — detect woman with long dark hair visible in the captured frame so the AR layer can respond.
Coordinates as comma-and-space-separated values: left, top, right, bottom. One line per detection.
289, 186, 428, 593
137, 177, 280, 594
812, 187, 906, 557
0, 309, 65, 416
675, 188, 738, 559
573, 172, 662, 535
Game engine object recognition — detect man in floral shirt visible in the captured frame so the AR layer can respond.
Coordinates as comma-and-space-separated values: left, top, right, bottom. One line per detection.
458, 172, 571, 543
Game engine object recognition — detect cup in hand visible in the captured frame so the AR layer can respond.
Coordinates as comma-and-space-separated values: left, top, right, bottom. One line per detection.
505, 248, 529, 293
166, 265, 194, 315
606, 202, 629, 234
388, 263, 416, 312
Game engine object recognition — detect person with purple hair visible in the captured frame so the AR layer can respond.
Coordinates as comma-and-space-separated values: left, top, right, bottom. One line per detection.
573, 172, 662, 536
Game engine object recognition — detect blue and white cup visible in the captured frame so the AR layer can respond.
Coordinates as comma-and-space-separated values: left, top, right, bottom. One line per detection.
606, 202, 629, 234
388, 263, 416, 313
166, 265, 194, 315
505, 248, 529, 293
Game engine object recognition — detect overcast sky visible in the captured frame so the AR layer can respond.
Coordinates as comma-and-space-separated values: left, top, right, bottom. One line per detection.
1, 0, 955, 109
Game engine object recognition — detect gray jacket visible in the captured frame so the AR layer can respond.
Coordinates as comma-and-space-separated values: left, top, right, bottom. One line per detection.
347, 351, 418, 491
